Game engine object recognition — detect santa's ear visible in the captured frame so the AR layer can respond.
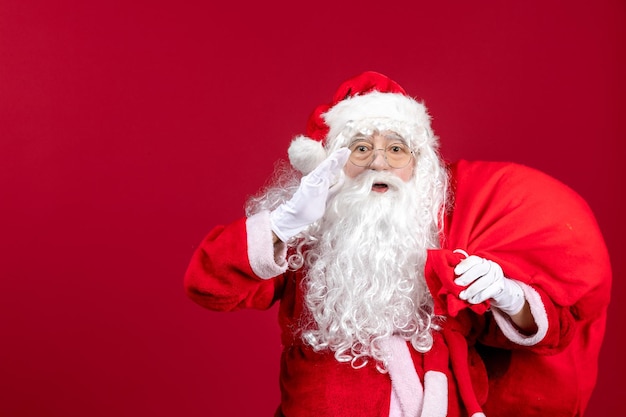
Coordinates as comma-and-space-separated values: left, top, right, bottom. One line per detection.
288, 135, 327, 175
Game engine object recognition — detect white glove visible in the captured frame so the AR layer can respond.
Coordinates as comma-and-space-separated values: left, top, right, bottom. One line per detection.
269, 148, 351, 242
454, 254, 525, 316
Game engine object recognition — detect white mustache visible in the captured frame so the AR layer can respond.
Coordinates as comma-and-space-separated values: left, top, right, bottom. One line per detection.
345, 170, 406, 192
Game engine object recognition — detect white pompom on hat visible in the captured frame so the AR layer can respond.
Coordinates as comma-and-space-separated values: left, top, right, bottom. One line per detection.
288, 71, 436, 174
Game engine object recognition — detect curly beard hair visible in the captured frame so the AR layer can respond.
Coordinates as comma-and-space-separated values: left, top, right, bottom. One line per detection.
246, 148, 448, 371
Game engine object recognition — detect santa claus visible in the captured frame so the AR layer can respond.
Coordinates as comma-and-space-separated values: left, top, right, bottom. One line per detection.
184, 71, 611, 416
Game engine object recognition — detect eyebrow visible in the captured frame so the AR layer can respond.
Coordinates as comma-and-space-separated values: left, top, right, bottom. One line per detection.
350, 132, 406, 142
382, 132, 406, 142
348, 138, 370, 149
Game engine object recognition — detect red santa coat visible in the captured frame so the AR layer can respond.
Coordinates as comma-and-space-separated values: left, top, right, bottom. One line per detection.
184, 160, 611, 417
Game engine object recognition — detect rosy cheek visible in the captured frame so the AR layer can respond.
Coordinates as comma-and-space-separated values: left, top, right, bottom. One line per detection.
343, 164, 364, 179
396, 165, 415, 182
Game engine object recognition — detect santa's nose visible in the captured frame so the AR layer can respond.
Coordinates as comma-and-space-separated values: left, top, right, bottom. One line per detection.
369, 149, 389, 170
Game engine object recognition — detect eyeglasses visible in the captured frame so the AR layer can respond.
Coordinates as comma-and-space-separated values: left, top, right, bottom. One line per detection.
348, 140, 414, 169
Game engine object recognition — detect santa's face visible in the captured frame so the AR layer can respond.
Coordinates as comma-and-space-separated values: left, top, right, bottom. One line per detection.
343, 132, 415, 186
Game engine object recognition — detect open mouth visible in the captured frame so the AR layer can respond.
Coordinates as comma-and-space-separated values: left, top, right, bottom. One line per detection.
372, 183, 389, 192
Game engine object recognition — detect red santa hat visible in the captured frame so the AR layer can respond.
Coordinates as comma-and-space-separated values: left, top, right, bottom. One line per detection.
288, 71, 437, 174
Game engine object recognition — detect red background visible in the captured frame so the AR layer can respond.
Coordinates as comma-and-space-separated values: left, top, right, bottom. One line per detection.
1, 1, 623, 416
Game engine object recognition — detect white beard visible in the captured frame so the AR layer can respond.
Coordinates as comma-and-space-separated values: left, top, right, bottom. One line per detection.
299, 168, 443, 370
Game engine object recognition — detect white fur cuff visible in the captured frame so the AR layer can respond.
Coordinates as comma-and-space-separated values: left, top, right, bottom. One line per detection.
492, 280, 549, 346
246, 211, 288, 279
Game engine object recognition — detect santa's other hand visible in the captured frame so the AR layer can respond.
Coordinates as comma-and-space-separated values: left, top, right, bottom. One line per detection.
454, 255, 525, 316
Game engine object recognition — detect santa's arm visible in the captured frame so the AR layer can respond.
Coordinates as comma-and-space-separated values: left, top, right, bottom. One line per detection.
487, 280, 552, 347
507, 301, 537, 335
184, 211, 288, 312
185, 149, 349, 311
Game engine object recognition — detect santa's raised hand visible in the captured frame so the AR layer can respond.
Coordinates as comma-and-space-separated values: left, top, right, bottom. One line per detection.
270, 148, 350, 242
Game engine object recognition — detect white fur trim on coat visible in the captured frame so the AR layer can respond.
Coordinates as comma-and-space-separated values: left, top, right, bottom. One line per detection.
491, 280, 549, 346
246, 211, 288, 279
383, 336, 423, 417
421, 371, 448, 417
